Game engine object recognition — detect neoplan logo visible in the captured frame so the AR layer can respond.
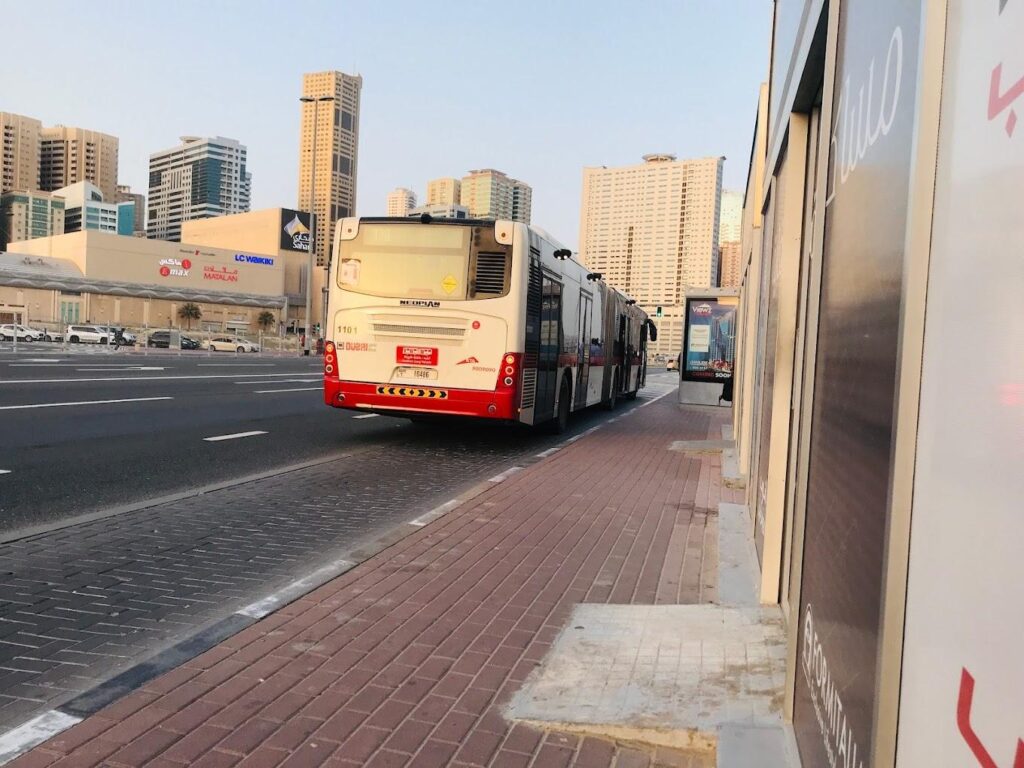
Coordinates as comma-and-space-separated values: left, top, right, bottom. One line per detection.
399, 300, 440, 308
457, 356, 479, 365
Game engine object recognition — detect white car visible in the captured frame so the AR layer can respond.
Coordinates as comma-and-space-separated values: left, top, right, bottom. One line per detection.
66, 324, 110, 344
208, 336, 260, 353
0, 324, 42, 342
97, 326, 136, 345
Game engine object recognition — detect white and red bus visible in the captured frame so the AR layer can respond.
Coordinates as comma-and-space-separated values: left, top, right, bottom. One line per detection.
322, 216, 656, 431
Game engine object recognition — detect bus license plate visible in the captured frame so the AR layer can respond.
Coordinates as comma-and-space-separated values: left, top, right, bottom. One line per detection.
396, 367, 437, 380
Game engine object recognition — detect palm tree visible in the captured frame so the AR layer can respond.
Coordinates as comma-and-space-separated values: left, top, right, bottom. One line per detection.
257, 310, 276, 332
178, 302, 202, 330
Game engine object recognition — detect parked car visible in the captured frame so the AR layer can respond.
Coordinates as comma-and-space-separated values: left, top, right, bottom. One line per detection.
208, 336, 260, 353
666, 356, 680, 371
94, 326, 136, 346
148, 331, 202, 350
0, 324, 42, 341
65, 325, 110, 344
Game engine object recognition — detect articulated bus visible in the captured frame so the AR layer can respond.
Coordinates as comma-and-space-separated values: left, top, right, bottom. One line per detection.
322, 216, 656, 431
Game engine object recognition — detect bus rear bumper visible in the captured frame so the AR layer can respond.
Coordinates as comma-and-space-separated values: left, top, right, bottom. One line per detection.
324, 379, 519, 421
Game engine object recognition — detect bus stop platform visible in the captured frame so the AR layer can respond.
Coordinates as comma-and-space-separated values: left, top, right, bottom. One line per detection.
7, 385, 785, 768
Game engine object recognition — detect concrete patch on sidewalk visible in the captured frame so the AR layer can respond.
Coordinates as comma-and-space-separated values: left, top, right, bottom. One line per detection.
669, 439, 733, 454
717, 502, 760, 607
505, 603, 786, 756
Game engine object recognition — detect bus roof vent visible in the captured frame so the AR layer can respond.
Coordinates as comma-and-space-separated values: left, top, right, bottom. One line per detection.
472, 252, 508, 297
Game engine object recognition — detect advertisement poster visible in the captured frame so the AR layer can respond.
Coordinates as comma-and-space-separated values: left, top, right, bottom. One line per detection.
280, 210, 313, 253
896, 1, 1024, 764
681, 297, 737, 382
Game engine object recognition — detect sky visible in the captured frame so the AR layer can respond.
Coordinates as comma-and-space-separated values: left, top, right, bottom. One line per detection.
2, 1, 771, 251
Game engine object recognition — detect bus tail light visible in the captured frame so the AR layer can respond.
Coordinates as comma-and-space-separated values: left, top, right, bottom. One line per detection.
324, 341, 337, 377
497, 353, 521, 393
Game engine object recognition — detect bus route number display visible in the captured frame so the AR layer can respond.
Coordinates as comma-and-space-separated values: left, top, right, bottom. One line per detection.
397, 346, 439, 366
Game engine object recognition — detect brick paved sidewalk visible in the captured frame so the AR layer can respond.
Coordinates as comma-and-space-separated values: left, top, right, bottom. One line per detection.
10, 393, 740, 768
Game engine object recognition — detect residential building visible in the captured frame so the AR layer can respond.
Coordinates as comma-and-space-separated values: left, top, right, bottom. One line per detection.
0, 190, 64, 249
386, 187, 416, 217
719, 240, 742, 287
1, 112, 41, 194
297, 70, 362, 268
114, 184, 146, 234
459, 169, 532, 223
578, 153, 723, 357
54, 181, 133, 235
408, 203, 470, 220
147, 136, 252, 242
718, 190, 743, 287
426, 177, 461, 206
39, 126, 118, 201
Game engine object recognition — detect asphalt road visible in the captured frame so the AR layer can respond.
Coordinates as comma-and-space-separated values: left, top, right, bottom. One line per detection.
0, 348, 397, 534
0, 344, 673, 535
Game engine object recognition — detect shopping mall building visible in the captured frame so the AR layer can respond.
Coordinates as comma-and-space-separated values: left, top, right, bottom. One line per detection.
731, 1, 1021, 766
0, 208, 320, 334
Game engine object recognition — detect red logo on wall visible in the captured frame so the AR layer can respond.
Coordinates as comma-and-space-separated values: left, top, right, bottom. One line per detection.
159, 266, 170, 277
397, 346, 438, 366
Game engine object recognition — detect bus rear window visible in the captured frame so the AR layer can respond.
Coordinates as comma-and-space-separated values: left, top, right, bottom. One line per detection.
337, 223, 510, 300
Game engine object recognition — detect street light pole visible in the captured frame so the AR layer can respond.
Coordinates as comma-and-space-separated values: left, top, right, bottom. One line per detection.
299, 94, 335, 356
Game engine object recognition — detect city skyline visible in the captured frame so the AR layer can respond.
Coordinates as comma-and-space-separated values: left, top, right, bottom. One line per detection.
0, 1, 770, 251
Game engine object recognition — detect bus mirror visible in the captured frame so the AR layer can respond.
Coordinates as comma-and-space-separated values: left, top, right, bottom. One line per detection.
648, 322, 658, 342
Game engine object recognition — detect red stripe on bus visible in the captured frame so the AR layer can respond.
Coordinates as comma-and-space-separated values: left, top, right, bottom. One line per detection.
324, 379, 518, 420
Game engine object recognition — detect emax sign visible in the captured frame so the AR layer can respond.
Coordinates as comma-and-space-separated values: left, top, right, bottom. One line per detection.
234, 254, 275, 266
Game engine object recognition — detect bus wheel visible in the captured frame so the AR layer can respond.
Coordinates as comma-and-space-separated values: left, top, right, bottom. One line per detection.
551, 379, 571, 434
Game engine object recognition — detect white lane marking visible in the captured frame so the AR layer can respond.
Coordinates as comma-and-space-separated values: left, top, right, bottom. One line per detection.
0, 373, 322, 385
253, 387, 321, 394
8, 363, 65, 367
535, 447, 561, 458
488, 466, 523, 483
0, 396, 173, 411
409, 498, 462, 527
75, 366, 165, 372
67, 364, 164, 368
0, 470, 11, 475
203, 430, 268, 442
636, 387, 677, 409
0, 710, 82, 764
235, 378, 319, 385
236, 558, 355, 619
353, 413, 379, 419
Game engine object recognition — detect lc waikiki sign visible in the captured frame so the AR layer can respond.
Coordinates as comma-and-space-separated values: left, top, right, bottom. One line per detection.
235, 253, 275, 266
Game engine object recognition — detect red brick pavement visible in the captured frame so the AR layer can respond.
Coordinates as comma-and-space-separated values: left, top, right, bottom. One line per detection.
12, 395, 740, 768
